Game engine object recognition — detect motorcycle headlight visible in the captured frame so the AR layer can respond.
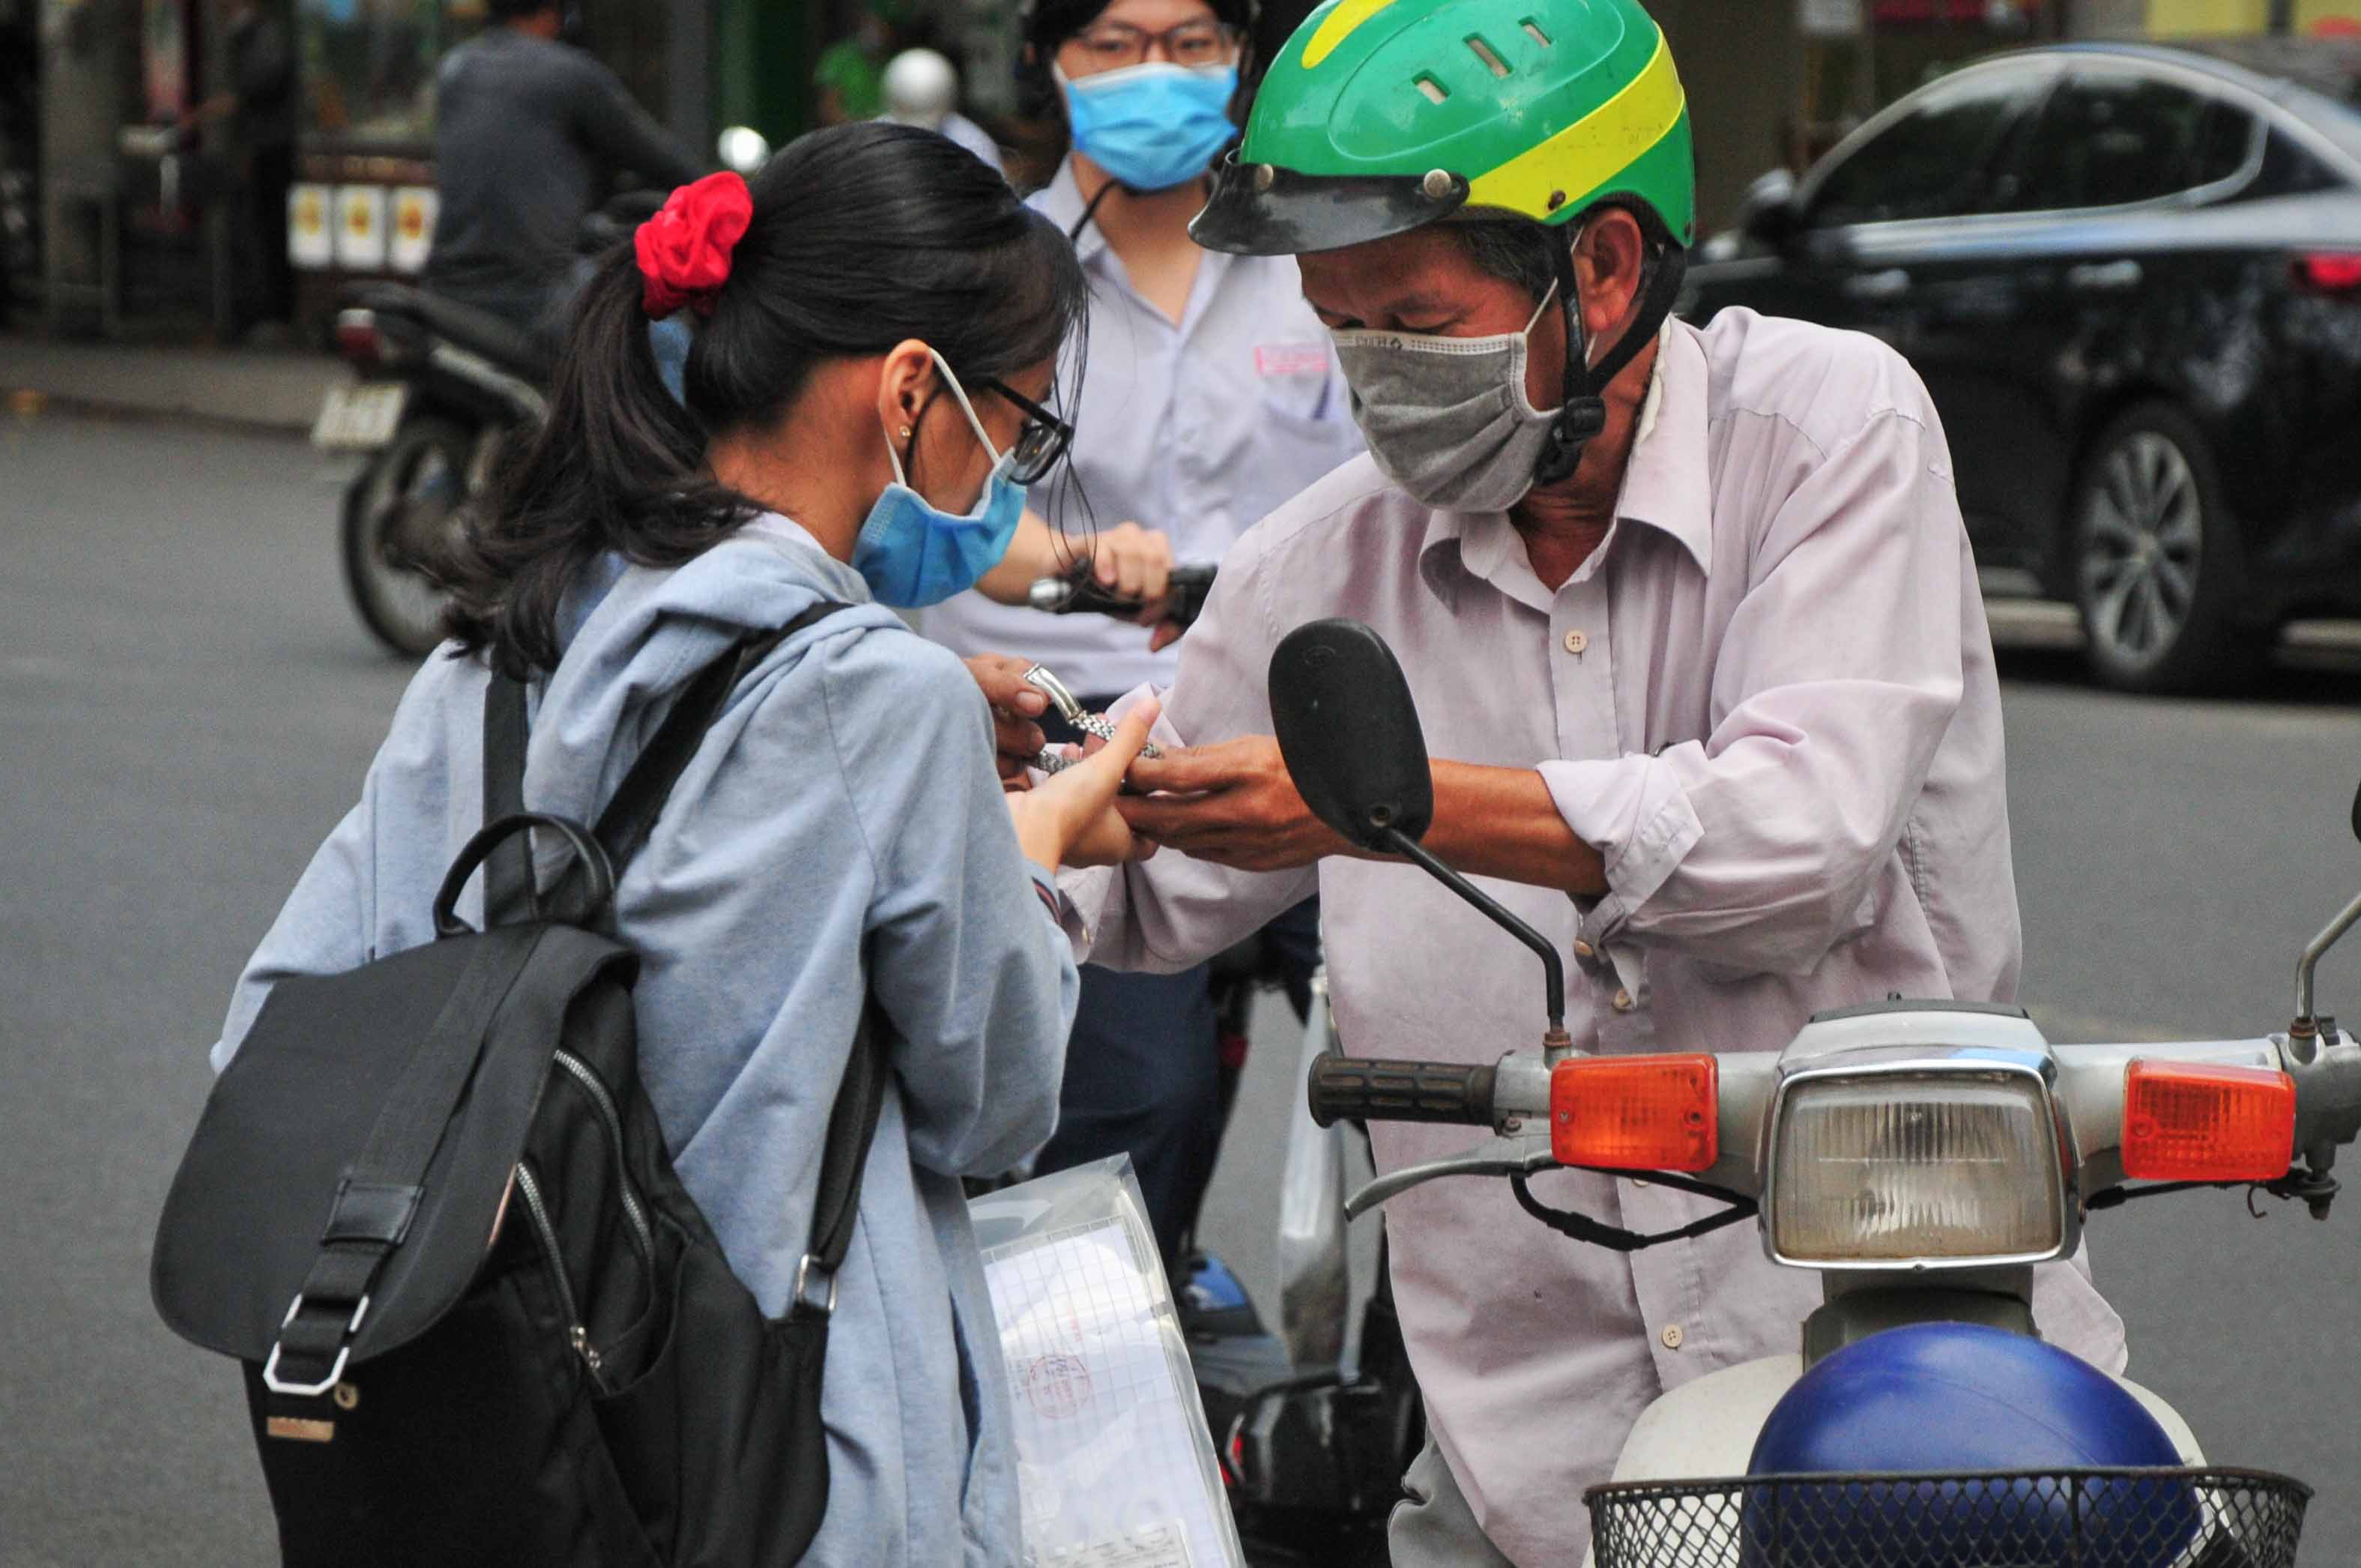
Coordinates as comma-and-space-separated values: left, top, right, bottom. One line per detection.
1765, 1066, 2068, 1268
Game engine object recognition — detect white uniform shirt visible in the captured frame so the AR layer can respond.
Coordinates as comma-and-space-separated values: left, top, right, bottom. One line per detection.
922, 160, 1365, 696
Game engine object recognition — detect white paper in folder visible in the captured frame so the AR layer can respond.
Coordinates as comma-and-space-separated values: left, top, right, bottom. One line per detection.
975, 1159, 1245, 1568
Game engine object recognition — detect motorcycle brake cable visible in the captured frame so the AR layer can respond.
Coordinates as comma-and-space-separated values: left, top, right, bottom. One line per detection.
1508, 1169, 1759, 1254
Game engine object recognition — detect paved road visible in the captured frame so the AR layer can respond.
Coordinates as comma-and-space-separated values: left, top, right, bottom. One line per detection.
4, 412, 2356, 1567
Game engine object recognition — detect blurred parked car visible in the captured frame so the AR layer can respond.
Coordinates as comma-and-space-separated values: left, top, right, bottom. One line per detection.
1687, 45, 2361, 693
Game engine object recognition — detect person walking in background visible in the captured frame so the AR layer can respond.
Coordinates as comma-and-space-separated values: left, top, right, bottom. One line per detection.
814, 3, 905, 126
881, 47, 1004, 178
180, 0, 297, 340
423, 0, 702, 351
928, 0, 1364, 1267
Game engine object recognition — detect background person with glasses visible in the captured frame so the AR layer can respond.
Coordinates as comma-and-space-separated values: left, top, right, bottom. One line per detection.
928, 0, 1364, 1268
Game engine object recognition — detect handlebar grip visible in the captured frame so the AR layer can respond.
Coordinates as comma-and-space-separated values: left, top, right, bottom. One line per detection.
1308, 1056, 1498, 1129
1030, 564, 1218, 629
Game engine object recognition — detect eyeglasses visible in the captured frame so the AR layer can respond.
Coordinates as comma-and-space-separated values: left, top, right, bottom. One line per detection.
1068, 19, 1242, 70
979, 377, 1075, 485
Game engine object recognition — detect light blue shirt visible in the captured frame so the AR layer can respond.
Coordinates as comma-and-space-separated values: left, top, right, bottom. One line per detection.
213, 515, 1078, 1566
923, 159, 1365, 695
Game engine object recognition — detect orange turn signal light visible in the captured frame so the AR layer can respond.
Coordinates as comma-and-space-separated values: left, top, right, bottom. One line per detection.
1550, 1053, 1718, 1172
2121, 1060, 2295, 1182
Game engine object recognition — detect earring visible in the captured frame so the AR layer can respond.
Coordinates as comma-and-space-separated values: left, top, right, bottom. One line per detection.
898, 425, 913, 439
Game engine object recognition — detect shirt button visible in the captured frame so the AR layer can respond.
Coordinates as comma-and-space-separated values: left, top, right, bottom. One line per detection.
1661, 1324, 1686, 1351
1562, 629, 1589, 656
1612, 988, 1635, 1013
1573, 939, 1595, 959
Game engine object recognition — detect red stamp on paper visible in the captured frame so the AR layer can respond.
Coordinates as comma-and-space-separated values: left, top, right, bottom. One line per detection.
1023, 1353, 1093, 1420
1254, 342, 1329, 378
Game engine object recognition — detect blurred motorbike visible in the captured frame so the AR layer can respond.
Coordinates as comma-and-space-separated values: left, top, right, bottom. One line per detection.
1266, 617, 2359, 1568
315, 285, 550, 656
316, 132, 770, 658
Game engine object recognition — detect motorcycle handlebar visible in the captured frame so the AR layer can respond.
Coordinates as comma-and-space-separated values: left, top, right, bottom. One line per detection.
1308, 1056, 1498, 1129
1028, 563, 1217, 629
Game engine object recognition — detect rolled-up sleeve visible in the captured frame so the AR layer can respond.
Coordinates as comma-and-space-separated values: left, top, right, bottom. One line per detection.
1541, 408, 1967, 976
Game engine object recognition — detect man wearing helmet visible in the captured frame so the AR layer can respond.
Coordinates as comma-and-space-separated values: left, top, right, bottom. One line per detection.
1029, 1, 2130, 1563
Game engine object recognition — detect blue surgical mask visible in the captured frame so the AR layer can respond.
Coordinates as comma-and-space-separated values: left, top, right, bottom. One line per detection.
853, 351, 1027, 608
1057, 61, 1239, 193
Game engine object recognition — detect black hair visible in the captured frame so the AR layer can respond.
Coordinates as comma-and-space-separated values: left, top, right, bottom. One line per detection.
485, 0, 557, 21
435, 121, 1090, 676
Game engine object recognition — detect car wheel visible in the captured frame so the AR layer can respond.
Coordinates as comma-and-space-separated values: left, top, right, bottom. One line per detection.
2070, 402, 2263, 694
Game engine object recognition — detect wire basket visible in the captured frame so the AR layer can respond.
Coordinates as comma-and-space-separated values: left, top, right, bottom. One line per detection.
1585, 1468, 2309, 1568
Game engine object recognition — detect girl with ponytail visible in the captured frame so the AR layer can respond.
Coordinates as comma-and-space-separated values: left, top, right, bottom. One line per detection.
214, 122, 1149, 1564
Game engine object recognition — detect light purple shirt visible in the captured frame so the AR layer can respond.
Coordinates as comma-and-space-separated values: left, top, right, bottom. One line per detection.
924, 160, 1364, 695
1062, 308, 2126, 1566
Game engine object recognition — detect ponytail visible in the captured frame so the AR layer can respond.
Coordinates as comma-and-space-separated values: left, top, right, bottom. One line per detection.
432, 121, 1089, 677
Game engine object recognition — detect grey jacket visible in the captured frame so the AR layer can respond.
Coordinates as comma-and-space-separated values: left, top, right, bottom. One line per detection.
214, 516, 1077, 1564
424, 28, 703, 332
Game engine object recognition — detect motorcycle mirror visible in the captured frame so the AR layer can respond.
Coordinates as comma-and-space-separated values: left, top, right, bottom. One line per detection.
717, 126, 772, 176
1269, 620, 1569, 1035
1269, 619, 1433, 851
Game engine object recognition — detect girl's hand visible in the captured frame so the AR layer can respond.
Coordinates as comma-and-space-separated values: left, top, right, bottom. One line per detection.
1005, 700, 1161, 871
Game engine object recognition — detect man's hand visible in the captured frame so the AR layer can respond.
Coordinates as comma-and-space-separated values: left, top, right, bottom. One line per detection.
1116, 736, 1356, 872
964, 654, 1048, 791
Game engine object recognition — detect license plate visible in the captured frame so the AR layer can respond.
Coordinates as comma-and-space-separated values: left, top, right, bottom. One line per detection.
311, 382, 409, 451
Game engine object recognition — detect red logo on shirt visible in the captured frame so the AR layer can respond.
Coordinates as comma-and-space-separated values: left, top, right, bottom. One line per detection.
1254, 343, 1329, 378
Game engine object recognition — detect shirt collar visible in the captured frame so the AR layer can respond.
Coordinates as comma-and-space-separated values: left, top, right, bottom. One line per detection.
1417, 317, 1714, 605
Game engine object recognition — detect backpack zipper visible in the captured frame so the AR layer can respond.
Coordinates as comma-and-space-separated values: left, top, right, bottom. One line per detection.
512, 1159, 608, 1393
551, 1050, 657, 1274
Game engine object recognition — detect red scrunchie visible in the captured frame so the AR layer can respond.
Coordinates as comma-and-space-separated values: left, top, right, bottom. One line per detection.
635, 172, 753, 319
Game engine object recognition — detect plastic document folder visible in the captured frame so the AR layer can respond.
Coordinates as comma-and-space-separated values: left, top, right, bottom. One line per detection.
972, 1157, 1247, 1568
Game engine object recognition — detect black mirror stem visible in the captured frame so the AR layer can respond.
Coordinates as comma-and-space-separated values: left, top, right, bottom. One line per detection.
1382, 826, 1568, 1035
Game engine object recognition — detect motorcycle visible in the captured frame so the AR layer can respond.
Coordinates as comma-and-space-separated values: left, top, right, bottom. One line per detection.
314, 285, 550, 656
316, 133, 771, 658
1263, 616, 2356, 1568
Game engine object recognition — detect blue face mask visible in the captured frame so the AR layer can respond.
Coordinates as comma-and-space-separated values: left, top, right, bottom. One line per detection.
1058, 61, 1239, 193
853, 351, 1027, 609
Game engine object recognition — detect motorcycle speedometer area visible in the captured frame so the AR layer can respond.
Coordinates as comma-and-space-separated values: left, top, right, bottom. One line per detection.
1765, 1066, 2070, 1268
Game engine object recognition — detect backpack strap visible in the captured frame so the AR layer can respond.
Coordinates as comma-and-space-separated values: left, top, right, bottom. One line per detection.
481, 672, 534, 925
592, 597, 850, 869
787, 998, 890, 1321
485, 599, 853, 921
266, 929, 543, 1395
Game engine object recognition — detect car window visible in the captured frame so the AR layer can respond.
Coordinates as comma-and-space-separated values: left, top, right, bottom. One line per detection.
2191, 100, 2257, 187
1996, 71, 2221, 211
2250, 126, 2344, 197
1805, 68, 2049, 228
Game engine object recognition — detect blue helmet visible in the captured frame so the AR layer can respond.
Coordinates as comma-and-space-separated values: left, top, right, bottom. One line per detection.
1744, 1322, 2200, 1568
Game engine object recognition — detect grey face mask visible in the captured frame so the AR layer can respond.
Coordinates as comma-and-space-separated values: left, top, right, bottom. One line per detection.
1332, 281, 1565, 514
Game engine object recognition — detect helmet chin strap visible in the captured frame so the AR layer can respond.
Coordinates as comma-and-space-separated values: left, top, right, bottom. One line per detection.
1530, 228, 1689, 489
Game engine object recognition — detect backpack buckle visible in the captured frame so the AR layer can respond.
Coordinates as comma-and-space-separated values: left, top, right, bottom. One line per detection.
789, 1254, 837, 1319
262, 1292, 369, 1396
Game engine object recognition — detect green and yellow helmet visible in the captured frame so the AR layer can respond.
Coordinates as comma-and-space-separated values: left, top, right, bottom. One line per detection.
1193, 0, 1694, 256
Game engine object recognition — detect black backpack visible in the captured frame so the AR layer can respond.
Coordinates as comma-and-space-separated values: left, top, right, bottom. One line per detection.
152, 608, 879, 1567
